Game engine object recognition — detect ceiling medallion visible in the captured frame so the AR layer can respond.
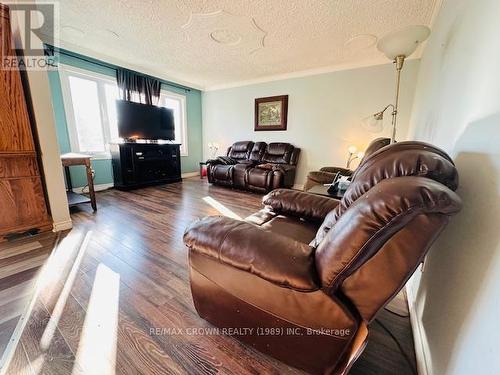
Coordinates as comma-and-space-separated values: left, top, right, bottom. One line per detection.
344, 34, 378, 51
182, 10, 267, 53
210, 29, 242, 45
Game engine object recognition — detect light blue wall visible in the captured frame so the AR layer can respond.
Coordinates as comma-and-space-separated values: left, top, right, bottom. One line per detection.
48, 52, 202, 188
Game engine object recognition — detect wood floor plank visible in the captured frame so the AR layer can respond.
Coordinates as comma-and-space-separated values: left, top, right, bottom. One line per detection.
0, 268, 40, 293
0, 318, 19, 360
83, 239, 175, 306
0, 232, 59, 368
0, 242, 42, 261
72, 267, 186, 375
4, 342, 33, 375
0, 254, 49, 280
0, 295, 31, 326
0, 280, 35, 307
19, 300, 81, 375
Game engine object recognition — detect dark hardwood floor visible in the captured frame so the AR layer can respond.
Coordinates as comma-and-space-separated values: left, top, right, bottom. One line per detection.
0, 232, 59, 367
0, 178, 416, 374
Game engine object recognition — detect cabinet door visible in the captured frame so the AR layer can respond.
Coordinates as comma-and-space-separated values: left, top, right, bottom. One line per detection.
0, 176, 50, 232
170, 146, 180, 176
0, 6, 35, 152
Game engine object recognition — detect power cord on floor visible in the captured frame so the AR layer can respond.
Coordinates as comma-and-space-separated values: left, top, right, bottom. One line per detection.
374, 318, 417, 375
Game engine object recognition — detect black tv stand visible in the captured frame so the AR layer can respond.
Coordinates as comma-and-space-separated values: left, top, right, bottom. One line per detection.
110, 142, 181, 190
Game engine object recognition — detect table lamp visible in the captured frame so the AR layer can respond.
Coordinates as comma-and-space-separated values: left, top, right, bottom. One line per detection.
347, 145, 364, 168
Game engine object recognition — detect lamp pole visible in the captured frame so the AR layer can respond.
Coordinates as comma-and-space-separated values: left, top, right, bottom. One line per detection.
390, 55, 405, 144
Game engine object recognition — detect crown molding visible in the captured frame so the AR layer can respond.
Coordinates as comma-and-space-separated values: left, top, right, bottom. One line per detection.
429, 0, 445, 29
204, 57, 422, 91
54, 40, 423, 93
55, 40, 205, 91
413, 0, 444, 59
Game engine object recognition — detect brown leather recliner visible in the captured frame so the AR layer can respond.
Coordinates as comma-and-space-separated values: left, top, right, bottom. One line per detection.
207, 141, 300, 193
207, 141, 256, 186
303, 137, 391, 191
184, 141, 462, 374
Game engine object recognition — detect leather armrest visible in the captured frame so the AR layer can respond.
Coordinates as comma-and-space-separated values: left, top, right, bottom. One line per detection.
272, 164, 296, 172
307, 171, 337, 184
257, 163, 295, 172
184, 216, 319, 291
237, 160, 256, 165
206, 158, 223, 166
319, 167, 353, 175
255, 163, 274, 170
263, 189, 340, 222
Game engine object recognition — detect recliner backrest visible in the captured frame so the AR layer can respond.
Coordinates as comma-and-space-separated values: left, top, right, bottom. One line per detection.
227, 141, 254, 160
360, 141, 453, 166
314, 176, 461, 322
310, 142, 459, 247
249, 142, 267, 162
336, 146, 458, 218
262, 143, 294, 164
290, 147, 301, 166
352, 141, 454, 180
357, 137, 391, 166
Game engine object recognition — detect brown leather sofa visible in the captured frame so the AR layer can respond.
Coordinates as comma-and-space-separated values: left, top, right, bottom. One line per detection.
303, 137, 391, 191
207, 141, 300, 193
185, 141, 461, 374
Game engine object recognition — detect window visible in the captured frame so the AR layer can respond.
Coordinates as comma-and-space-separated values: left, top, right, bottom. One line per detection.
158, 90, 188, 156
60, 64, 188, 158
60, 65, 119, 158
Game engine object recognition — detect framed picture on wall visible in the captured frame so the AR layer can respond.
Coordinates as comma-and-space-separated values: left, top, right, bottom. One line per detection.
254, 95, 288, 131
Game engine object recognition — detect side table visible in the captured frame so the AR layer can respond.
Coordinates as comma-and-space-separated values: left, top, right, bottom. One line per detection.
305, 184, 344, 200
61, 153, 97, 211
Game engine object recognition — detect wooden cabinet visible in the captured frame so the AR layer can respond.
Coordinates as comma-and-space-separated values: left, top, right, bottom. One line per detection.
0, 4, 52, 240
111, 143, 181, 189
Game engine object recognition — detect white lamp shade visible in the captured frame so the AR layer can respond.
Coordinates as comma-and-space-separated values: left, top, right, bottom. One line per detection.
377, 25, 430, 60
362, 115, 384, 133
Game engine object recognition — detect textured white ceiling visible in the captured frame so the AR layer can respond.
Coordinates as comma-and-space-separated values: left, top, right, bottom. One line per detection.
54, 0, 439, 90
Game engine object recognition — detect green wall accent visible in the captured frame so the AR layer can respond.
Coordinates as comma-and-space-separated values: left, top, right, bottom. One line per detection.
48, 52, 202, 188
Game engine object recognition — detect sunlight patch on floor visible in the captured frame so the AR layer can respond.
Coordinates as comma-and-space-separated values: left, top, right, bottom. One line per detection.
73, 263, 120, 375
40, 231, 92, 351
29, 353, 45, 374
202, 196, 242, 220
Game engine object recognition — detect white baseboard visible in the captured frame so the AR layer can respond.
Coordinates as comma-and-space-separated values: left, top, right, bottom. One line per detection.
406, 282, 429, 375
71, 182, 114, 194
182, 171, 200, 178
293, 183, 304, 190
53, 219, 73, 232
69, 176, 201, 193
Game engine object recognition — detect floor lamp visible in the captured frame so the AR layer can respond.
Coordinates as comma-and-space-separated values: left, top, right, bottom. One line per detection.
363, 25, 431, 143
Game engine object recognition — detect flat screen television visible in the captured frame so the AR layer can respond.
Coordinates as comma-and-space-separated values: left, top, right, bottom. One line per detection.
116, 100, 175, 141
